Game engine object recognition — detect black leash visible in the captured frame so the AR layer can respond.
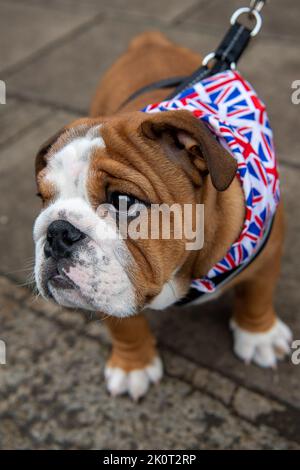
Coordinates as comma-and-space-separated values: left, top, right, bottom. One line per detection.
121, 77, 186, 108
122, 0, 266, 107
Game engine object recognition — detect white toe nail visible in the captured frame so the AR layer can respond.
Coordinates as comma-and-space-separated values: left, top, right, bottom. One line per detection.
106, 368, 128, 396
234, 337, 256, 362
128, 370, 150, 401
146, 357, 163, 383
104, 366, 113, 380
254, 344, 276, 368
278, 320, 293, 343
274, 337, 290, 358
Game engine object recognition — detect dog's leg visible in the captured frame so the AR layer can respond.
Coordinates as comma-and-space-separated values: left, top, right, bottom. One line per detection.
103, 314, 163, 400
231, 231, 292, 368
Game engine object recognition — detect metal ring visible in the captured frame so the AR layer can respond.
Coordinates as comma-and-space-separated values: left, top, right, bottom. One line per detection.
202, 52, 236, 70
202, 52, 215, 67
230, 7, 262, 37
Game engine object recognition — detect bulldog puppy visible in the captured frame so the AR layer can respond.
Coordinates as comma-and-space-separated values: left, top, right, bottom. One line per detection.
34, 32, 292, 400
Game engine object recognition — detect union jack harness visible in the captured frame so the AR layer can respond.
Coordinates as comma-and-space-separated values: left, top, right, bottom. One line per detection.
143, 70, 279, 303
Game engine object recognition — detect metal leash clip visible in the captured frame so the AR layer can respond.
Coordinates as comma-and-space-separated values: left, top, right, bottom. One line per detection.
231, 0, 267, 37
201, 0, 267, 71
230, 8, 262, 37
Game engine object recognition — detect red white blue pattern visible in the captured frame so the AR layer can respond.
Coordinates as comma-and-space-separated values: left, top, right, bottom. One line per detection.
143, 70, 280, 293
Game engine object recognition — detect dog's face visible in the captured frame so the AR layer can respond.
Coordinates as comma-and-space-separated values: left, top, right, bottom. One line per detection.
33, 111, 236, 317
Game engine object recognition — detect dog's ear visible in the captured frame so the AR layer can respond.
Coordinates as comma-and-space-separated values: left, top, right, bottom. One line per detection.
140, 110, 237, 191
35, 128, 65, 176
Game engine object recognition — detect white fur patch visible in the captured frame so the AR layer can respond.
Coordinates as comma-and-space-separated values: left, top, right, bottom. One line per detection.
45, 125, 104, 200
149, 278, 181, 310
230, 318, 292, 368
105, 356, 163, 400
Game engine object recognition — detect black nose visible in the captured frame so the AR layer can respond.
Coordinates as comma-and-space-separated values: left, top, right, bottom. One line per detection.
44, 220, 85, 260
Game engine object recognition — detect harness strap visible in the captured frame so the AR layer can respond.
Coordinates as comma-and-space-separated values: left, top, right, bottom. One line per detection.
120, 76, 186, 109
176, 215, 274, 306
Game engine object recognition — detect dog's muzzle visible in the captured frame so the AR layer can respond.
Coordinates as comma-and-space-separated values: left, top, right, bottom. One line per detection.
34, 197, 136, 315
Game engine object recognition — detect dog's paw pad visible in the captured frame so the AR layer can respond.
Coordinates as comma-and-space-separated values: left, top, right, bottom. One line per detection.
105, 356, 163, 400
230, 318, 292, 369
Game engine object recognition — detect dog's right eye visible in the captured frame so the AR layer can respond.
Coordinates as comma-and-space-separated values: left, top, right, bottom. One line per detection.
36, 192, 43, 200
108, 192, 149, 219
109, 192, 140, 212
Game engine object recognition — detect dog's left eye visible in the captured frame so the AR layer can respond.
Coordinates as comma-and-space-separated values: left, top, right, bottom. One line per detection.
36, 192, 44, 201
109, 192, 144, 215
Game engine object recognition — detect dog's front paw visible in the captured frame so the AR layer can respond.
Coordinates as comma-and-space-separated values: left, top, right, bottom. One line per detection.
104, 356, 163, 401
230, 318, 292, 368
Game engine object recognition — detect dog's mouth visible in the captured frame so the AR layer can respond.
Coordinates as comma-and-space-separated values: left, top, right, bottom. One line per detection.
34, 224, 136, 315
43, 260, 79, 298
48, 271, 76, 290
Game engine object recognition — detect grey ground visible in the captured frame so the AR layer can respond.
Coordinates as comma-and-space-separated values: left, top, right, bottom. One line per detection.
0, 0, 299, 450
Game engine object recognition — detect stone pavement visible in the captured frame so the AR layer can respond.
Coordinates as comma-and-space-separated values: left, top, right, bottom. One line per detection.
0, 0, 299, 449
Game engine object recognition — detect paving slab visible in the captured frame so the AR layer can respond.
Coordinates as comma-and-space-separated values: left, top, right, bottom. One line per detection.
4, 19, 217, 114
180, 0, 300, 41
0, 109, 78, 280
0, 275, 299, 449
0, 1, 96, 75
5, 17, 299, 166
0, 98, 51, 147
1, 0, 201, 22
